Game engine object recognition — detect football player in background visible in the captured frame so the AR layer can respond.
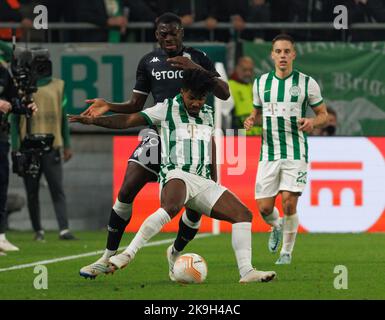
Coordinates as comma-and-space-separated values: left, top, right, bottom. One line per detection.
244, 34, 328, 264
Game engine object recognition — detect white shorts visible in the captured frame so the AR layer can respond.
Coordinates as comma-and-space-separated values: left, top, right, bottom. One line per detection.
160, 169, 227, 216
255, 160, 308, 199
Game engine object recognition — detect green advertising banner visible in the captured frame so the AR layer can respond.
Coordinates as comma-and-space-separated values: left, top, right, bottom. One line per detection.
42, 43, 226, 117
243, 41, 385, 136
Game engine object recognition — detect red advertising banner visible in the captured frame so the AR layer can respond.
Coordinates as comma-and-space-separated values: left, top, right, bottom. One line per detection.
113, 137, 385, 233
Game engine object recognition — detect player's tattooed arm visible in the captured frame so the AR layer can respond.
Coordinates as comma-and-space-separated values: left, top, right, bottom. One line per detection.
298, 103, 328, 133
212, 77, 230, 100
68, 113, 148, 129
167, 56, 203, 70
81, 92, 147, 117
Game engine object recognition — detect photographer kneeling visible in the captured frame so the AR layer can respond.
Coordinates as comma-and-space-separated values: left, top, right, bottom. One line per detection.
0, 61, 36, 254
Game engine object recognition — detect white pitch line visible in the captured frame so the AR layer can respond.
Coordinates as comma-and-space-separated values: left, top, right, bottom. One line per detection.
0, 233, 215, 273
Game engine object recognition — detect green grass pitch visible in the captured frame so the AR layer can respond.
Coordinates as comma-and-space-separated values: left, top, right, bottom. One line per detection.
0, 231, 384, 300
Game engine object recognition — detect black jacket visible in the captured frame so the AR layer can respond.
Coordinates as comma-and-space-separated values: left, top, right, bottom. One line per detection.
0, 65, 16, 142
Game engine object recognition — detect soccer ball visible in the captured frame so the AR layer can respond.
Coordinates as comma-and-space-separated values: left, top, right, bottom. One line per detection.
173, 253, 208, 284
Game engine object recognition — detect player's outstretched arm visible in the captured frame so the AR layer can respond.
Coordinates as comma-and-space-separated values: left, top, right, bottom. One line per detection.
68, 113, 148, 129
81, 92, 147, 117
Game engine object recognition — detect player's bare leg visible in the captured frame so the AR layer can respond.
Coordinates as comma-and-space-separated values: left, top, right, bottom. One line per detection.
109, 179, 186, 269
275, 191, 300, 265
257, 197, 283, 253
167, 208, 202, 280
80, 163, 203, 279
110, 162, 157, 252
79, 162, 157, 279
210, 190, 276, 283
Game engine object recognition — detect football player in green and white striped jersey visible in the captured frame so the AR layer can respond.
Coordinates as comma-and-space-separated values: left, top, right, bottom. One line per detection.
70, 69, 276, 283
244, 34, 328, 265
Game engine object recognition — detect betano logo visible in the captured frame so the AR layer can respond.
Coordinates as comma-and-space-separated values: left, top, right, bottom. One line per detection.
299, 138, 385, 232
310, 162, 363, 206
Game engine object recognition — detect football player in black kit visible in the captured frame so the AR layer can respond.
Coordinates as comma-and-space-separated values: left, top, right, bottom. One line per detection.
79, 12, 229, 279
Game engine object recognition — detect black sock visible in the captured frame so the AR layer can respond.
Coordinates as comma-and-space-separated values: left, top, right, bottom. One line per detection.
106, 209, 131, 251
173, 217, 199, 252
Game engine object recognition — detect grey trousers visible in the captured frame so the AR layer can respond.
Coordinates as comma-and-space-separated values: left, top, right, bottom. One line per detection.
23, 148, 69, 232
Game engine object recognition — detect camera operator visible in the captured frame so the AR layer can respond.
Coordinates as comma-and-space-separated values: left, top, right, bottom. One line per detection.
11, 66, 76, 242
0, 59, 36, 254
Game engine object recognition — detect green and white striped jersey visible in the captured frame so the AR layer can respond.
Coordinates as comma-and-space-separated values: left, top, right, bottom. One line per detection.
253, 69, 323, 162
140, 94, 214, 183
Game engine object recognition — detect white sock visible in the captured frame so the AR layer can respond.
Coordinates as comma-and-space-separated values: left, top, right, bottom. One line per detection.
171, 245, 180, 255
261, 207, 281, 228
0, 233, 6, 241
281, 213, 299, 255
113, 199, 133, 221
101, 249, 117, 261
232, 222, 253, 278
123, 208, 171, 258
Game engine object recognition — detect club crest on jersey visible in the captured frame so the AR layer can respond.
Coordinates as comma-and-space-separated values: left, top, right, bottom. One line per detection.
289, 86, 301, 97
150, 57, 160, 63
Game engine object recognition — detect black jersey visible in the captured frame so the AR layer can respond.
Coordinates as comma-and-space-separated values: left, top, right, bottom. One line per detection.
133, 46, 219, 103
129, 46, 219, 178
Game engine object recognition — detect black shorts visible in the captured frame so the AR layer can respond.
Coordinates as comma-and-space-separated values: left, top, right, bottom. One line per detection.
128, 129, 161, 179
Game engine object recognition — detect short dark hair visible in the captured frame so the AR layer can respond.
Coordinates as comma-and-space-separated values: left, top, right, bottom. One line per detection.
182, 69, 215, 97
272, 33, 295, 46
155, 12, 182, 28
